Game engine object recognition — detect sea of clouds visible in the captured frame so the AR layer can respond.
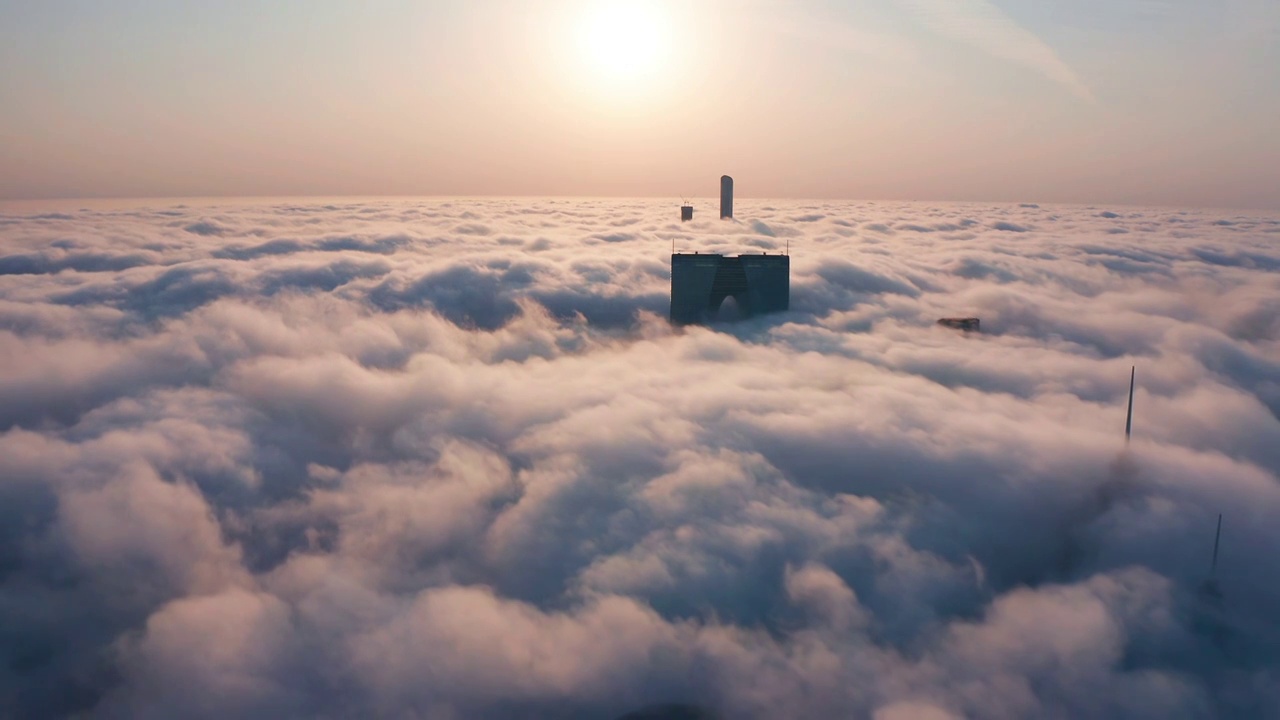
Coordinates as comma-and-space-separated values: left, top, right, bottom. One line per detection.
1, 196, 1278, 719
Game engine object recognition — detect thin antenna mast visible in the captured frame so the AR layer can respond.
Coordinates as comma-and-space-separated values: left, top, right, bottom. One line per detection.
1125, 366, 1135, 443
1211, 513, 1223, 577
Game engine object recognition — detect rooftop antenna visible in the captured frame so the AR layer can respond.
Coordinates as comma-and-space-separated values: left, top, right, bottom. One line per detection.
1196, 512, 1226, 642
1125, 366, 1135, 443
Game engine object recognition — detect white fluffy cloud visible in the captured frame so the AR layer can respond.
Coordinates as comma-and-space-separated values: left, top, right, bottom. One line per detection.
1, 197, 1278, 718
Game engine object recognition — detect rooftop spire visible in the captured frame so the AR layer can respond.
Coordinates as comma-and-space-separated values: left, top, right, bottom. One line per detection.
1125, 366, 1135, 443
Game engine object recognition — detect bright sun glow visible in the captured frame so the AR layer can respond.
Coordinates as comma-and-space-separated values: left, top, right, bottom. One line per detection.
575, 1, 672, 89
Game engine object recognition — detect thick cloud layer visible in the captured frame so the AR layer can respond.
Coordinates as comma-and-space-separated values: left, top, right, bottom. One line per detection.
1, 198, 1278, 719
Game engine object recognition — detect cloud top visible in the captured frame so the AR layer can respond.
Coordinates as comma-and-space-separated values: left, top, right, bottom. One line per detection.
1, 197, 1278, 718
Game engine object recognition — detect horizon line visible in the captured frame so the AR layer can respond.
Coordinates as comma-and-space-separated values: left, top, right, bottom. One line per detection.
1, 193, 1275, 215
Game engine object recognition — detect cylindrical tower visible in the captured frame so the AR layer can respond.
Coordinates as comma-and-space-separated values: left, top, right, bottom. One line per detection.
720, 175, 733, 219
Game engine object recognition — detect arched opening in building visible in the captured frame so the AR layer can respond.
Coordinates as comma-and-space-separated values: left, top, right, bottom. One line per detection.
713, 294, 746, 322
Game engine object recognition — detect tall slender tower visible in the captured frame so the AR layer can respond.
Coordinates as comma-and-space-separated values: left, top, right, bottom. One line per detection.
1125, 366, 1135, 443
1196, 513, 1227, 644
720, 175, 733, 219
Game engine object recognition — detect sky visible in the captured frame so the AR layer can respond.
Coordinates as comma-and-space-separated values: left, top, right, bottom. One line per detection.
1, 196, 1278, 718
1, 0, 1278, 208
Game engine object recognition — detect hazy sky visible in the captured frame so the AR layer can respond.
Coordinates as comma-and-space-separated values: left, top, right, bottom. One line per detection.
2, 0, 1278, 207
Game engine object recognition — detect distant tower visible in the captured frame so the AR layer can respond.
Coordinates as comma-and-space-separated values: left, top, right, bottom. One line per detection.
681, 204, 693, 222
1195, 513, 1227, 645
1125, 366, 1135, 443
720, 175, 733, 219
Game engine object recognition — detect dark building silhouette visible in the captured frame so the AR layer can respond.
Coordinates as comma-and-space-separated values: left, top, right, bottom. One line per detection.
937, 317, 980, 332
670, 253, 789, 324
681, 204, 694, 222
720, 175, 733, 219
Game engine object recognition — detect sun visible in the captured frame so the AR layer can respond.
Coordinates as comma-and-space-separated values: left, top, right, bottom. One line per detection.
574, 1, 672, 87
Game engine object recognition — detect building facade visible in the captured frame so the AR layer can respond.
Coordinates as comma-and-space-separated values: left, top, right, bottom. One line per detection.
670, 253, 789, 324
